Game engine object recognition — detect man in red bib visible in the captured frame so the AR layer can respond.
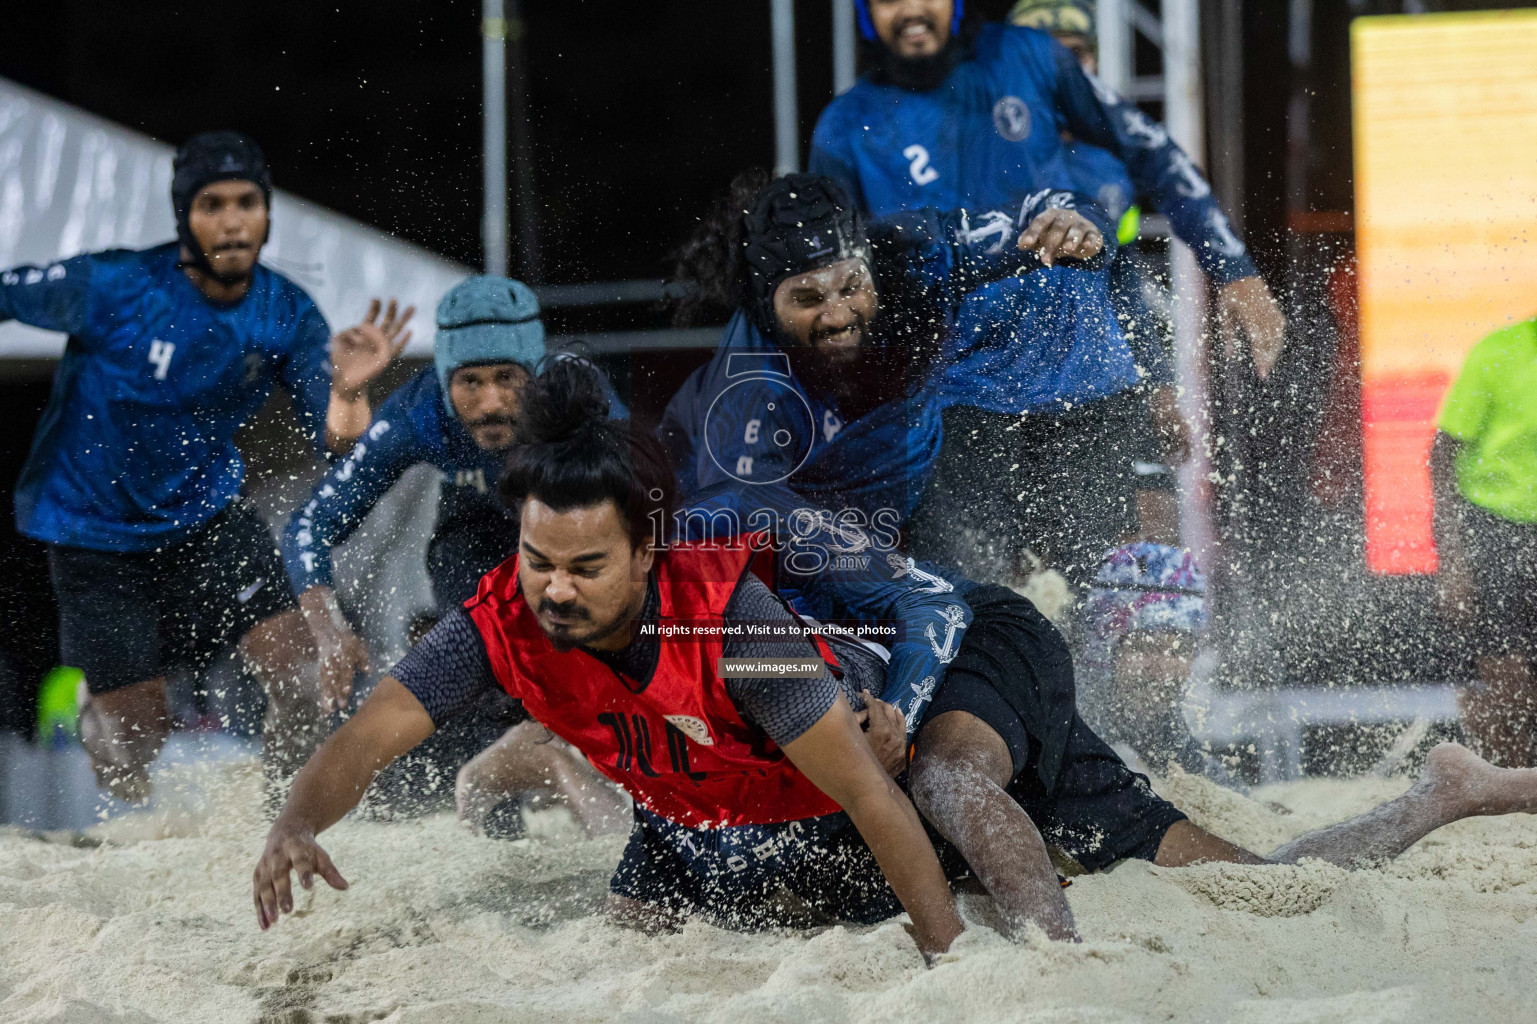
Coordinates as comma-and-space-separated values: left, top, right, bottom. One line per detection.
254, 360, 1537, 957
252, 359, 966, 961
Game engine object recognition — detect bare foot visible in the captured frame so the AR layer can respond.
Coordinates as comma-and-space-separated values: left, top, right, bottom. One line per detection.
1422, 742, 1537, 817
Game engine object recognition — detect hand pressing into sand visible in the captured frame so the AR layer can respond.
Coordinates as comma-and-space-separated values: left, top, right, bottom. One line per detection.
253, 822, 349, 930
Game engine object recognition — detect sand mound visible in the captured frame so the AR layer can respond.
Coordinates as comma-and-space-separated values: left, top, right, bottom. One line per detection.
3, 756, 1536, 1023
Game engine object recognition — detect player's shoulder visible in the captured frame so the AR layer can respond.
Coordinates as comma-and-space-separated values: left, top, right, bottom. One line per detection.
253, 262, 324, 320
983, 20, 1056, 60
376, 366, 446, 437
816, 81, 876, 137
1467, 317, 1537, 368
84, 243, 175, 282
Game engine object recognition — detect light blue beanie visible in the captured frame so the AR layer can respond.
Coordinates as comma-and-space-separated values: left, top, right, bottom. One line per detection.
434, 276, 546, 416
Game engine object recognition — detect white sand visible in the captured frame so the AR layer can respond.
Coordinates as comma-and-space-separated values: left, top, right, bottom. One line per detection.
3, 759, 1536, 1024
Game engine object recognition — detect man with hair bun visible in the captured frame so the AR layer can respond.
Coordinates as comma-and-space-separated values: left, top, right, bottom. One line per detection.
256, 357, 1537, 959
0, 130, 411, 801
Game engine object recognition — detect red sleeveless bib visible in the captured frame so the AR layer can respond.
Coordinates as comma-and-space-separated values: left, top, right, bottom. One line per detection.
465, 535, 844, 829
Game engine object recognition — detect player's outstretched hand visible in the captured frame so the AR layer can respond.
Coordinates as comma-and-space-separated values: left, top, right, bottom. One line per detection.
253, 821, 349, 930
1018, 208, 1104, 268
332, 298, 415, 399
1218, 276, 1286, 380
856, 690, 910, 778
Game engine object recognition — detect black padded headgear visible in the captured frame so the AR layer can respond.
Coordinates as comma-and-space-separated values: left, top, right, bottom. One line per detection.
171, 131, 273, 284
742, 174, 871, 335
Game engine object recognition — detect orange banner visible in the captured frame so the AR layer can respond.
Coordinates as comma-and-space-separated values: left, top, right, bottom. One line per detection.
1353, 10, 1537, 573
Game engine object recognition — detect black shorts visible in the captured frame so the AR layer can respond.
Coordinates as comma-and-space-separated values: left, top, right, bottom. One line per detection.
1460, 498, 1537, 658
907, 391, 1147, 591
926, 585, 1186, 872
48, 500, 297, 695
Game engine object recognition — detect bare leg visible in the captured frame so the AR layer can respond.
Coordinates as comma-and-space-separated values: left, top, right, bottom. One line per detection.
1460, 655, 1537, 767
456, 721, 631, 837
909, 710, 1078, 941
1268, 742, 1537, 867
1153, 819, 1267, 866
239, 608, 327, 783
78, 676, 172, 803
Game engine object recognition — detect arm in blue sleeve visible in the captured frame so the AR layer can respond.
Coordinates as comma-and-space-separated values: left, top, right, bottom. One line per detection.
278, 303, 336, 457
0, 255, 93, 334
876, 189, 1116, 307
1049, 43, 1259, 285
281, 404, 430, 594
772, 513, 974, 741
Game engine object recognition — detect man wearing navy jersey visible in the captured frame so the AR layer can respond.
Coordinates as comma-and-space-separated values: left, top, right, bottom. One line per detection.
0, 131, 411, 801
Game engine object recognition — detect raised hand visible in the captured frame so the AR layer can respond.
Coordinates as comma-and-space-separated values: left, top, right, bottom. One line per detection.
331, 298, 414, 399
1018, 208, 1104, 268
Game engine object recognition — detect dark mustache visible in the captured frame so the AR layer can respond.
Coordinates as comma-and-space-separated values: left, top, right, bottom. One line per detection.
469, 414, 515, 430
895, 15, 936, 32
539, 598, 590, 621
811, 320, 863, 344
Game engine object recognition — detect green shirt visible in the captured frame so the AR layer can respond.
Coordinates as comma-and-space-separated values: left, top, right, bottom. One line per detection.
1438, 317, 1537, 523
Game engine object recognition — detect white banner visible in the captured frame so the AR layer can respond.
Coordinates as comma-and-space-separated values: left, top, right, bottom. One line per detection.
0, 77, 467, 358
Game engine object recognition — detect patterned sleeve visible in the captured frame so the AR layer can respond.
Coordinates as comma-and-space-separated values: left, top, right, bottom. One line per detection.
390, 608, 523, 727
1048, 39, 1259, 284
280, 388, 430, 593
720, 573, 849, 748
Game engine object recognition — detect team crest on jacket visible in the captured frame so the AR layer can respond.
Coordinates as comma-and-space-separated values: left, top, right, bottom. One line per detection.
993, 96, 1031, 142
665, 714, 715, 746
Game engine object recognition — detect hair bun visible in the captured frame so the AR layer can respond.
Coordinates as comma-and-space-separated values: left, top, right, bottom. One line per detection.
516, 355, 610, 446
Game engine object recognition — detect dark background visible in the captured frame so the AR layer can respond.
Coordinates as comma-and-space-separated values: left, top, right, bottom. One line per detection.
0, 0, 1365, 286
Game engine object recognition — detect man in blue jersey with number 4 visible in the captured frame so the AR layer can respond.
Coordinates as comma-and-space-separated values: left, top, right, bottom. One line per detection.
0, 131, 412, 802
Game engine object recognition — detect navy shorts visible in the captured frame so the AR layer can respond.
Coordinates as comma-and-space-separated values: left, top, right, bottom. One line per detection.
927, 585, 1186, 871
48, 500, 297, 695
609, 807, 970, 928
908, 392, 1147, 591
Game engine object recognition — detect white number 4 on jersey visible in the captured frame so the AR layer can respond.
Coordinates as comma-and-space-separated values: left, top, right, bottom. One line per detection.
148, 339, 176, 380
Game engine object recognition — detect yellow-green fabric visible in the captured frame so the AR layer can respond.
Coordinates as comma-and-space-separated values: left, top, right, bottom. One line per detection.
1438, 316, 1537, 523
1116, 204, 1141, 247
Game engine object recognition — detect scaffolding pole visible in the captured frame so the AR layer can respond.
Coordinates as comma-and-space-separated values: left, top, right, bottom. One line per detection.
1163, 0, 1217, 572
481, 0, 508, 277
771, 0, 800, 174
832, 0, 858, 95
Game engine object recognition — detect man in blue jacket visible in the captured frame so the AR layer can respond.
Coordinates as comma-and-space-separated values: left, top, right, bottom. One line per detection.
283, 276, 547, 707
662, 170, 1114, 524
660, 171, 1108, 741
810, 0, 1286, 593
282, 276, 620, 815
0, 131, 411, 801
1008, 0, 1289, 539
